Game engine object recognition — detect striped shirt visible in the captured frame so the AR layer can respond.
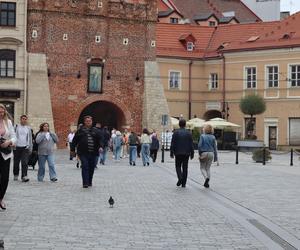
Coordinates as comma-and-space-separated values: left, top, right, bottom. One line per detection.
82, 128, 94, 153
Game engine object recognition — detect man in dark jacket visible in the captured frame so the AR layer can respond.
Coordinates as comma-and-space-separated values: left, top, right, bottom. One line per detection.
71, 116, 103, 188
170, 119, 194, 188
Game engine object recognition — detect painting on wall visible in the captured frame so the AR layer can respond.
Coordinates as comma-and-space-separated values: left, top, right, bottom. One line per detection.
88, 64, 103, 93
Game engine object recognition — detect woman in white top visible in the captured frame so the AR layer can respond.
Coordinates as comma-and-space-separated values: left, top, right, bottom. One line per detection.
0, 104, 17, 210
140, 128, 151, 166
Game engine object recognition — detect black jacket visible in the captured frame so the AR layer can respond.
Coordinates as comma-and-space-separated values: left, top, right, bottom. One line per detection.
170, 128, 194, 157
150, 137, 159, 150
71, 127, 103, 156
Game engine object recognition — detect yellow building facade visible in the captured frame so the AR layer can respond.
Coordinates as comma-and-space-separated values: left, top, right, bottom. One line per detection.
158, 46, 300, 149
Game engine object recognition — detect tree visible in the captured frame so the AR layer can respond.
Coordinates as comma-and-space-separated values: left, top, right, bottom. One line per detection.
239, 94, 266, 138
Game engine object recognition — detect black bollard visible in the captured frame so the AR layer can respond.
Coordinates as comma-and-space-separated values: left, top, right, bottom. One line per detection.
235, 147, 239, 164
290, 148, 293, 166
262, 147, 266, 166
161, 144, 164, 163
0, 240, 4, 249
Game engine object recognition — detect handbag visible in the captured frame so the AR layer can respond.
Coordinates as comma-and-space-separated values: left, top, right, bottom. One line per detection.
0, 137, 12, 155
199, 152, 208, 162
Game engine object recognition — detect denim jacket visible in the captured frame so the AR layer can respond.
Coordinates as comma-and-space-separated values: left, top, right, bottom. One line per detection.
198, 134, 218, 161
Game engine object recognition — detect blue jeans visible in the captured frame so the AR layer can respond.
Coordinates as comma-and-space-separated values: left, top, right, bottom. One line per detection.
141, 143, 150, 165
115, 146, 121, 160
38, 154, 57, 181
80, 154, 97, 186
129, 145, 137, 164
99, 146, 108, 164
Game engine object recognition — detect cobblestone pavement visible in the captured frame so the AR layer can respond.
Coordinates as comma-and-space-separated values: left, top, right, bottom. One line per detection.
0, 149, 300, 250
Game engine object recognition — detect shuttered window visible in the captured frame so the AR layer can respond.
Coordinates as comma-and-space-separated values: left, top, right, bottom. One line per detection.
289, 118, 300, 145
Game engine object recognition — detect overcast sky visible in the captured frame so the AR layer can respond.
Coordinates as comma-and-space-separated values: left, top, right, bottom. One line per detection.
281, 0, 300, 14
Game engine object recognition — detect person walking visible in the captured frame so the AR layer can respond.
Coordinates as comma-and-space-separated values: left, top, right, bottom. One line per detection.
67, 129, 75, 160
140, 128, 151, 166
35, 123, 59, 182
113, 131, 123, 161
128, 130, 139, 166
99, 126, 110, 165
170, 119, 194, 188
13, 115, 33, 182
70, 116, 103, 188
0, 104, 17, 210
150, 134, 159, 163
198, 124, 218, 188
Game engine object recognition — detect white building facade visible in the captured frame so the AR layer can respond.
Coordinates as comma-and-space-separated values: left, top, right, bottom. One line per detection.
0, 0, 27, 121
241, 0, 280, 21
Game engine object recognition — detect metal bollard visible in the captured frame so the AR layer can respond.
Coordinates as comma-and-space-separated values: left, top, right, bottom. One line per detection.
161, 144, 164, 163
290, 148, 293, 166
235, 147, 239, 165
262, 147, 266, 166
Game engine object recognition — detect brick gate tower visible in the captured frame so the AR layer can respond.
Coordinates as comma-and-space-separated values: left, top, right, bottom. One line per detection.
26, 0, 170, 147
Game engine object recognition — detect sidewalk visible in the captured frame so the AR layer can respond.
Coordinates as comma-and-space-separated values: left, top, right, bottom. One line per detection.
0, 150, 299, 249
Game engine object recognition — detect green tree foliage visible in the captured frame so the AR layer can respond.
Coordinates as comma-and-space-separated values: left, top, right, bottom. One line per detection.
239, 94, 266, 117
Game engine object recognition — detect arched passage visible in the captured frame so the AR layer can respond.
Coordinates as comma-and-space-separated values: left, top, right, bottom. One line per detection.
78, 101, 126, 131
203, 110, 222, 121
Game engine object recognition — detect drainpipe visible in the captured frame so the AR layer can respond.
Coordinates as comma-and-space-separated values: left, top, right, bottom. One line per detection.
24, 0, 28, 114
221, 53, 226, 117
188, 60, 193, 119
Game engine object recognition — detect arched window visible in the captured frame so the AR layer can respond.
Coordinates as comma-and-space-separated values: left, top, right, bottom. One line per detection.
0, 49, 15, 77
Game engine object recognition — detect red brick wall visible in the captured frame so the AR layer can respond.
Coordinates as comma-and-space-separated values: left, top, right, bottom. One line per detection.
27, 0, 157, 147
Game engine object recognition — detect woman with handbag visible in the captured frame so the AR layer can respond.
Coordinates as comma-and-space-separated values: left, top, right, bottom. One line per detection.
35, 122, 59, 182
198, 124, 218, 188
0, 104, 17, 210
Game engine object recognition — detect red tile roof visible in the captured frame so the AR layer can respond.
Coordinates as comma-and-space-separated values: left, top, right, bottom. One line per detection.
166, 0, 260, 24
157, 12, 300, 59
157, 23, 215, 59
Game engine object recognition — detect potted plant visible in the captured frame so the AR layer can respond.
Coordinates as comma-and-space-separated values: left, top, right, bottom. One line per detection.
252, 148, 272, 162
192, 128, 200, 150
240, 94, 266, 139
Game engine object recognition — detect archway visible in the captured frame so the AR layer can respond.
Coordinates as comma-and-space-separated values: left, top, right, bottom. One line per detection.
78, 101, 126, 131
203, 110, 222, 121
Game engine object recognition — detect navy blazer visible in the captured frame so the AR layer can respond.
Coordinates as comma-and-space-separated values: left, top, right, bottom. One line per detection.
170, 128, 194, 157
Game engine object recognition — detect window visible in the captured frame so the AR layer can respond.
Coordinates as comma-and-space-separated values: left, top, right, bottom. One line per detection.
169, 71, 180, 89
289, 65, 300, 87
0, 2, 16, 26
0, 49, 15, 77
266, 65, 278, 88
289, 118, 300, 145
186, 42, 194, 51
209, 21, 216, 27
245, 67, 256, 88
209, 73, 218, 89
170, 18, 178, 24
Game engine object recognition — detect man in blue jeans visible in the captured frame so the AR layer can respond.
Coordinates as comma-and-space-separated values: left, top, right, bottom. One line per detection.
70, 116, 103, 188
128, 130, 139, 166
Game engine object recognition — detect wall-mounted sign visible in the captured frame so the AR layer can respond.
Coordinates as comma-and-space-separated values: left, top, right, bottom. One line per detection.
0, 90, 20, 98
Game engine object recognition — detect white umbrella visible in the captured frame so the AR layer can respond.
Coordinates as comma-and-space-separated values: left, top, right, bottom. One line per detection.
187, 118, 205, 128
170, 117, 179, 129
203, 118, 241, 129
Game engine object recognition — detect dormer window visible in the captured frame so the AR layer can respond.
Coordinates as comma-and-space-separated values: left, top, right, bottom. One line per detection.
170, 17, 179, 24
187, 42, 194, 51
209, 21, 216, 27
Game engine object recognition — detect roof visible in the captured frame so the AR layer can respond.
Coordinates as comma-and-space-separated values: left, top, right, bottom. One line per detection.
156, 11, 300, 59
157, 23, 215, 59
168, 0, 260, 24
158, 9, 183, 18
193, 13, 216, 22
